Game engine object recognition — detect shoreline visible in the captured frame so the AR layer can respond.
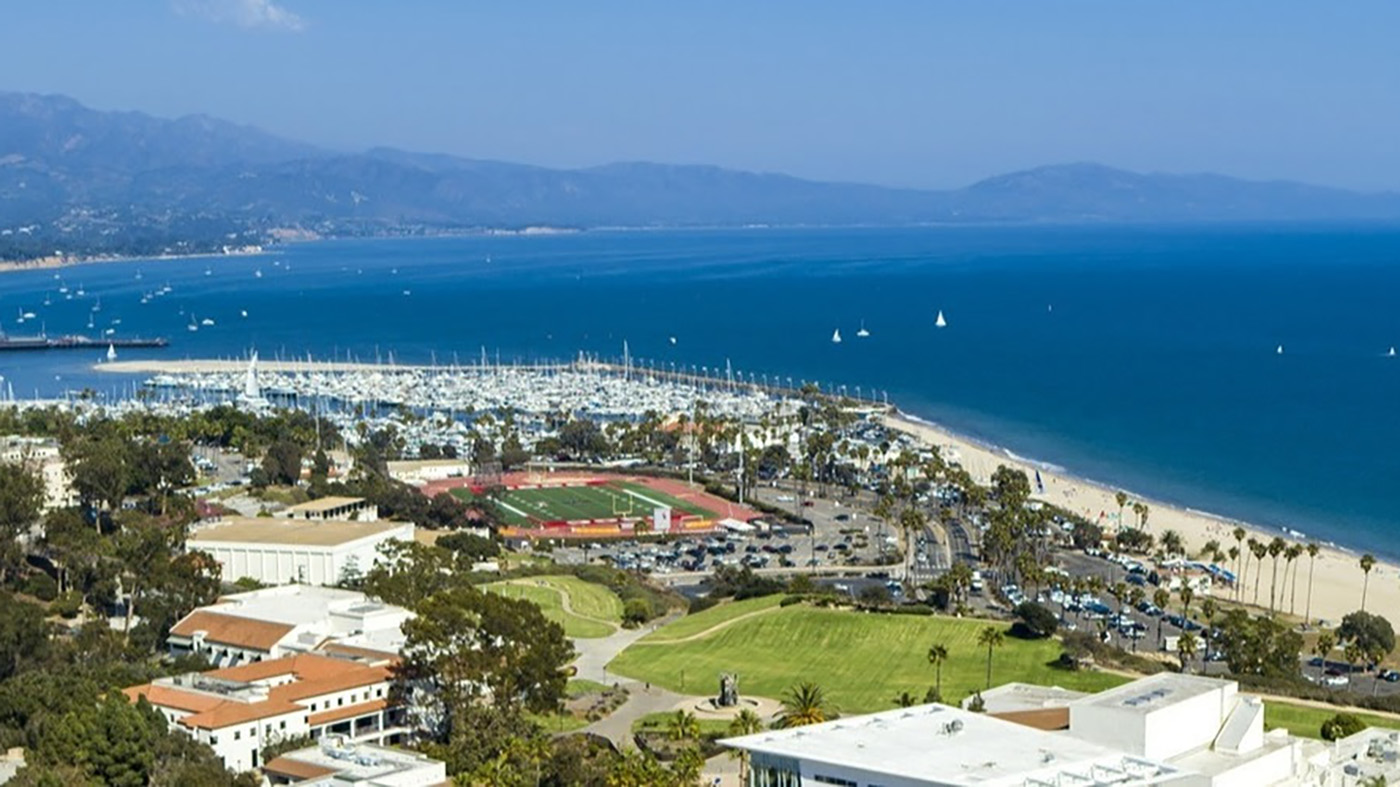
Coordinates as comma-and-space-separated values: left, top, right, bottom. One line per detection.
878, 409, 1400, 628
0, 247, 270, 276
77, 356, 1400, 628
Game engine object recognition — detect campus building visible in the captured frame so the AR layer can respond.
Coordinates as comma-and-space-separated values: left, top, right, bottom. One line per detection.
264, 737, 448, 786
124, 653, 406, 773
386, 458, 473, 485
723, 674, 1336, 786
186, 517, 413, 586
167, 585, 411, 667
0, 435, 77, 512
283, 496, 380, 522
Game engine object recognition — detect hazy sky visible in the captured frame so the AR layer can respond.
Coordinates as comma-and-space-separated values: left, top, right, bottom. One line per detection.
4, 1, 1399, 190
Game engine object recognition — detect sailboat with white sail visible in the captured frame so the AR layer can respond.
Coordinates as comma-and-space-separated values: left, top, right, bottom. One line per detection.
935, 310, 947, 328
831, 329, 842, 344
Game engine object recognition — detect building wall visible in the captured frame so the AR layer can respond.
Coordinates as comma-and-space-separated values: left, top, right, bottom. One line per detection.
1140, 685, 1234, 761
1208, 741, 1304, 787
188, 527, 411, 586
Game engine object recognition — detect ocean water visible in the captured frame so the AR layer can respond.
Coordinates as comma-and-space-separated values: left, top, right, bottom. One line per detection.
2, 225, 1399, 555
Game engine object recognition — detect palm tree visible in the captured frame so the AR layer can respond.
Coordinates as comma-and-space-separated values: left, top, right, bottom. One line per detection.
927, 642, 949, 700
1227, 545, 1241, 599
1305, 543, 1321, 624
893, 690, 918, 708
1161, 529, 1184, 558
1180, 586, 1195, 621
1267, 537, 1286, 614
1360, 554, 1377, 612
1232, 527, 1247, 599
727, 709, 764, 785
1200, 598, 1218, 629
777, 681, 827, 728
1153, 588, 1171, 645
978, 626, 1005, 689
1115, 490, 1128, 534
1249, 540, 1268, 605
1315, 631, 1336, 661
1284, 543, 1303, 616
666, 710, 701, 742
1176, 631, 1199, 673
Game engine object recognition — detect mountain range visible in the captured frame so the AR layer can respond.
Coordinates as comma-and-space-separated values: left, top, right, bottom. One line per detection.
3, 90, 1400, 260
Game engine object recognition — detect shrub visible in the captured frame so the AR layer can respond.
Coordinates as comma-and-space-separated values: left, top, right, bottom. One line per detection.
1012, 601, 1059, 639
23, 573, 57, 602
1320, 713, 1366, 741
50, 590, 82, 619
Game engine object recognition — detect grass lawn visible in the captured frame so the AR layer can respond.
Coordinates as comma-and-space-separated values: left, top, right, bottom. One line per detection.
484, 576, 622, 639
615, 481, 715, 518
1263, 700, 1400, 739
610, 603, 1127, 714
644, 595, 786, 643
566, 679, 612, 698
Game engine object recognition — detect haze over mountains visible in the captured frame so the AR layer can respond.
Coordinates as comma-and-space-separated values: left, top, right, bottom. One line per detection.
3, 91, 1400, 259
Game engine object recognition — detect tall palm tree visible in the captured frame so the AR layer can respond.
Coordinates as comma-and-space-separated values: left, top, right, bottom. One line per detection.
1232, 527, 1247, 599
1360, 553, 1377, 612
1267, 537, 1286, 614
1200, 598, 1218, 629
1284, 543, 1303, 616
1305, 543, 1320, 624
1153, 588, 1171, 645
1180, 586, 1195, 620
1176, 632, 1199, 673
1115, 490, 1128, 534
1249, 540, 1268, 605
778, 681, 828, 728
727, 709, 763, 785
927, 642, 949, 700
1227, 545, 1241, 600
978, 626, 1005, 689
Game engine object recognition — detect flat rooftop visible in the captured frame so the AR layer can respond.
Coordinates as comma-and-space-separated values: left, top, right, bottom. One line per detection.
214, 586, 392, 626
268, 740, 446, 785
1072, 672, 1227, 715
285, 496, 369, 513
723, 703, 1181, 786
189, 517, 408, 547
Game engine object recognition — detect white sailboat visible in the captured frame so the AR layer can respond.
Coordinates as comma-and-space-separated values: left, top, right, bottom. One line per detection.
856, 320, 870, 338
105, 344, 116, 362
240, 310, 249, 318
1388, 347, 1396, 358
935, 310, 947, 328
831, 329, 842, 344
1276, 345, 1284, 355
201, 317, 215, 326
188, 317, 199, 332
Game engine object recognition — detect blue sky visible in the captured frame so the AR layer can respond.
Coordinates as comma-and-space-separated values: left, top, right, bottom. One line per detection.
4, 1, 1399, 190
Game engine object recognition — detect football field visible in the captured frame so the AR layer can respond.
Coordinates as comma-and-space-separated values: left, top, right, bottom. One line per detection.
452, 479, 714, 527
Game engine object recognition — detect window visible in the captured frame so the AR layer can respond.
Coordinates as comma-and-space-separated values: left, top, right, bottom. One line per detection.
310, 703, 317, 711
376, 688, 383, 698
280, 720, 287, 730
233, 730, 241, 741
210, 735, 219, 745
813, 777, 856, 787
338, 698, 344, 706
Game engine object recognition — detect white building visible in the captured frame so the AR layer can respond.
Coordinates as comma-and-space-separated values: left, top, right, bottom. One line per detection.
386, 458, 472, 485
283, 496, 380, 522
724, 674, 1335, 786
187, 517, 413, 586
124, 653, 407, 773
264, 737, 447, 786
167, 585, 412, 667
0, 436, 77, 512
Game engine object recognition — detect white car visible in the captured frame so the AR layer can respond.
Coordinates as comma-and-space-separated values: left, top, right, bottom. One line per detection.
1322, 673, 1349, 687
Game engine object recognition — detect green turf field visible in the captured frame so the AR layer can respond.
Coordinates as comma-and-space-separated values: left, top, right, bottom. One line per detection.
484, 575, 623, 639
608, 599, 1127, 714
452, 480, 716, 527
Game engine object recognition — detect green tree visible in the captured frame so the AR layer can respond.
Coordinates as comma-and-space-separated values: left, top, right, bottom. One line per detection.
666, 710, 701, 742
1320, 712, 1366, 742
1176, 631, 1199, 673
0, 462, 44, 584
261, 440, 304, 486
978, 626, 1005, 689
1337, 610, 1396, 669
927, 642, 948, 700
1359, 554, 1377, 612
776, 681, 827, 728
727, 708, 764, 785
1304, 543, 1321, 624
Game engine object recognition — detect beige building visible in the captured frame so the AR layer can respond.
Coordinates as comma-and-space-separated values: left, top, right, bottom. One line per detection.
0, 436, 77, 512
386, 459, 472, 485
283, 496, 379, 522
187, 517, 413, 586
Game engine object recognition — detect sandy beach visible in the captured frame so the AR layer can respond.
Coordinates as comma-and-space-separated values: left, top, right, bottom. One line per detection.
881, 412, 1400, 630
0, 247, 268, 276
85, 356, 1398, 628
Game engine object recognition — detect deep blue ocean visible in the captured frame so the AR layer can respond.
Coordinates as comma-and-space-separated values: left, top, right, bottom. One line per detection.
2, 226, 1399, 556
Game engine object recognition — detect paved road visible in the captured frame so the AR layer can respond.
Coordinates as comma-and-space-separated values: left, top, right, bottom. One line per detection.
571, 616, 694, 747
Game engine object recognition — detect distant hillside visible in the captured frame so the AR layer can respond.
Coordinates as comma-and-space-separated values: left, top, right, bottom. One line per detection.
3, 91, 1400, 259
